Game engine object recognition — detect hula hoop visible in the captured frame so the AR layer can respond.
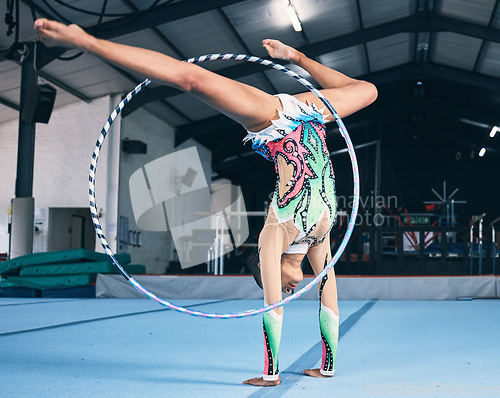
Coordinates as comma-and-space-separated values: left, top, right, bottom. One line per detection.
89, 54, 359, 319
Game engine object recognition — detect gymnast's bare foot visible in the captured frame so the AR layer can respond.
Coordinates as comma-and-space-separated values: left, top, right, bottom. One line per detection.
243, 375, 281, 387
302, 368, 332, 378
34, 18, 90, 49
262, 39, 300, 63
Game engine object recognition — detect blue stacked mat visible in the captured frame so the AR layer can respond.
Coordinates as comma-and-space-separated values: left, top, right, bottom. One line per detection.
0, 249, 145, 297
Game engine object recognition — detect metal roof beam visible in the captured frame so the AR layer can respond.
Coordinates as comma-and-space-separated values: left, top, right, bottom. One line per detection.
427, 14, 500, 43
37, 70, 92, 103
93, 2, 500, 46
303, 14, 500, 58
91, 0, 250, 39
0, 96, 19, 111
369, 63, 500, 92
304, 16, 421, 57
120, 0, 185, 59
176, 115, 238, 146
347, 96, 499, 128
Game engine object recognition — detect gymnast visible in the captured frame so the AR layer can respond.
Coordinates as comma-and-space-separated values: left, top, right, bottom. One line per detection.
35, 18, 377, 387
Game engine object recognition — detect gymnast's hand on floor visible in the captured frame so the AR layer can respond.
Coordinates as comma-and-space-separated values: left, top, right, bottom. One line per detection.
302, 368, 332, 378
34, 19, 89, 49
243, 375, 281, 387
262, 39, 300, 62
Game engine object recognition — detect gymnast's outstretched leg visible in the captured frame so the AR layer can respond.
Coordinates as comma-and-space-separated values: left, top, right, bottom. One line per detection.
34, 19, 281, 133
303, 235, 339, 378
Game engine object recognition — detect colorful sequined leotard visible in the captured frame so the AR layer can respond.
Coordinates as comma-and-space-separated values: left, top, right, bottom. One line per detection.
244, 94, 336, 247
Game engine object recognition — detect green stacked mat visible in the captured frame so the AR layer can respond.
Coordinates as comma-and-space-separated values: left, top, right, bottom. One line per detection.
0, 249, 145, 290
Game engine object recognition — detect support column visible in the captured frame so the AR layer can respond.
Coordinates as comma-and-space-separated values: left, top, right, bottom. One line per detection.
102, 95, 122, 253
11, 42, 37, 258
10, 198, 35, 258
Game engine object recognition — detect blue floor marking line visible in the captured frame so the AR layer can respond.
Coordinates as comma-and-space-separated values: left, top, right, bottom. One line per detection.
0, 299, 84, 307
247, 299, 378, 398
0, 299, 230, 337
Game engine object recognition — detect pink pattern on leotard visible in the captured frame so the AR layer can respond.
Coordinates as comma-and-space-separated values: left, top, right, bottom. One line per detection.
266, 123, 317, 207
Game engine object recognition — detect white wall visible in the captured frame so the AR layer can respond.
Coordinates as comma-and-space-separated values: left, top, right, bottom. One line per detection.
118, 107, 176, 274
0, 114, 18, 254
0, 95, 193, 274
0, 96, 113, 254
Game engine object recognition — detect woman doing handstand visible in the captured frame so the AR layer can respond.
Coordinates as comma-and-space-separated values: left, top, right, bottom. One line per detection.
35, 18, 377, 387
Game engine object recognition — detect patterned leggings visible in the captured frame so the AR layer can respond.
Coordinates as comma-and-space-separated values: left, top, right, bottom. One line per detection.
262, 246, 339, 380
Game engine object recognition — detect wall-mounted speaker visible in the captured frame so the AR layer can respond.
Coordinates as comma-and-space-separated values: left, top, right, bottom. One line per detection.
21, 84, 57, 124
122, 139, 148, 154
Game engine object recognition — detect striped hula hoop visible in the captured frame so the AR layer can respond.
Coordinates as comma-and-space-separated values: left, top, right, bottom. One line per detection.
89, 54, 360, 319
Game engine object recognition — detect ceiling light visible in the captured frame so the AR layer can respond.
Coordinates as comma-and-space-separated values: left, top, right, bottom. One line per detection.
284, 1, 302, 32
490, 126, 498, 138
458, 118, 489, 129
479, 147, 486, 157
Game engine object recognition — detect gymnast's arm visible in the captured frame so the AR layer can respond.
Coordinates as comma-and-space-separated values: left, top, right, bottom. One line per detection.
262, 39, 377, 119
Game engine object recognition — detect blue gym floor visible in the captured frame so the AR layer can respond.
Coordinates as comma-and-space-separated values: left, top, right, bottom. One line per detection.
1, 298, 499, 397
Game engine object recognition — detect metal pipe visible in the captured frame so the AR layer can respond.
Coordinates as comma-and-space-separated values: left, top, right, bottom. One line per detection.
220, 213, 225, 275
220, 239, 224, 275
451, 199, 455, 226
492, 225, 496, 275
213, 215, 220, 275
212, 213, 225, 275
329, 140, 378, 156
469, 224, 474, 275
469, 214, 486, 275
430, 188, 444, 202
207, 246, 213, 273
478, 219, 483, 275
444, 182, 450, 225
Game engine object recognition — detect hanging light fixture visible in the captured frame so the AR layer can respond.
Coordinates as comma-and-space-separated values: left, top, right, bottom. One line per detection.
284, 1, 302, 32
490, 126, 498, 138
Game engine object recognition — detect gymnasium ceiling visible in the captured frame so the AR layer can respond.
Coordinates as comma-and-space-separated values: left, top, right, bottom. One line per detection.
1, 0, 500, 215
